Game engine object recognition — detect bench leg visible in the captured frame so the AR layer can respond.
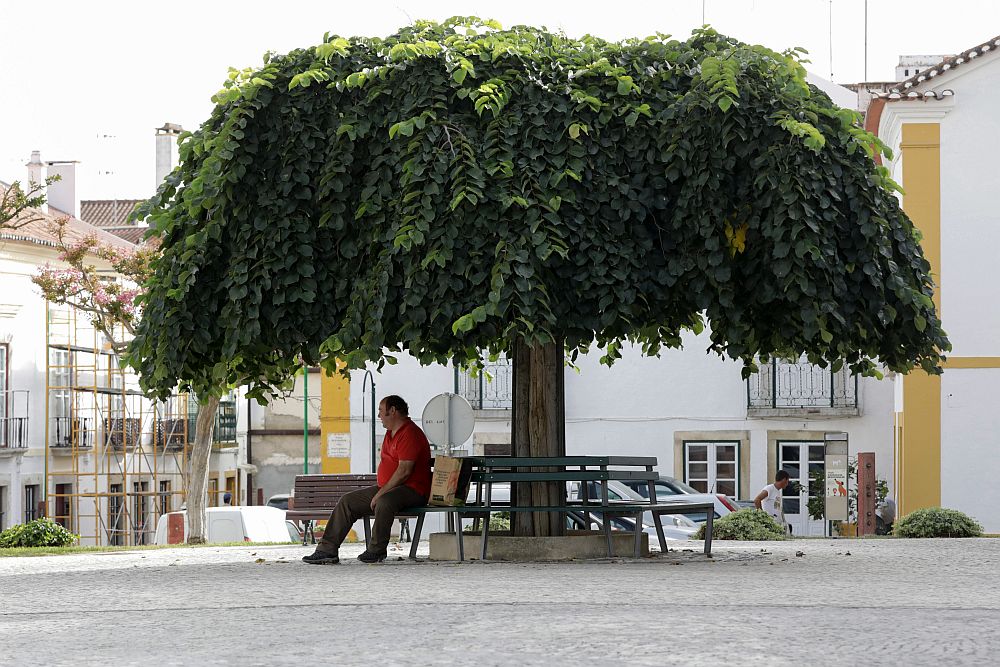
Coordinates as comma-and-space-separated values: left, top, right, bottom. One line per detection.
480, 512, 489, 561
652, 511, 668, 555
602, 512, 613, 557
363, 516, 371, 550
704, 510, 714, 557
409, 515, 425, 560
454, 512, 465, 562
633, 513, 643, 559
301, 520, 311, 546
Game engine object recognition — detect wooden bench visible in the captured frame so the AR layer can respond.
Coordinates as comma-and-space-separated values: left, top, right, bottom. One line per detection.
286, 473, 427, 558
289, 468, 715, 562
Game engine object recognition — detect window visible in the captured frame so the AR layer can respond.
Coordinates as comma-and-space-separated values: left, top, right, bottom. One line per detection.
109, 483, 124, 546
0, 486, 6, 529
208, 478, 219, 507
0, 344, 7, 447
684, 441, 739, 497
24, 484, 40, 522
50, 349, 72, 446
54, 483, 72, 530
159, 480, 172, 514
133, 481, 149, 545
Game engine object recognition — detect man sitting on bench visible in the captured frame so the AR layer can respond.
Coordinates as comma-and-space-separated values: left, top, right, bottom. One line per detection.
303, 395, 431, 564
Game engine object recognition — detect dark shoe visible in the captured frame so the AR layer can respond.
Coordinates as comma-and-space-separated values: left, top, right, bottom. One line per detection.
357, 550, 387, 563
302, 549, 339, 565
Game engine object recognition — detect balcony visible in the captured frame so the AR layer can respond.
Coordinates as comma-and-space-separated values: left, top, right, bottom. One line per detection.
52, 416, 93, 449
747, 358, 859, 418
455, 357, 513, 411
0, 390, 29, 450
213, 400, 237, 447
154, 418, 189, 451
104, 417, 142, 450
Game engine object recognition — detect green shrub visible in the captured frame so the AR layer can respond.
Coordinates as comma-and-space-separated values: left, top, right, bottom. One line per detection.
463, 512, 511, 534
893, 507, 982, 538
0, 518, 79, 548
694, 509, 787, 541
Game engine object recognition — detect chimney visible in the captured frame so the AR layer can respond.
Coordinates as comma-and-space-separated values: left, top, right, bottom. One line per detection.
25, 151, 46, 213
46, 160, 80, 218
155, 122, 183, 188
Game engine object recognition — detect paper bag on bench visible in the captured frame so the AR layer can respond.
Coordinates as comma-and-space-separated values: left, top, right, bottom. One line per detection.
428, 456, 474, 507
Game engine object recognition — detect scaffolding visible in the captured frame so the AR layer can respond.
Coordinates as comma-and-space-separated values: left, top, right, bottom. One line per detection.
44, 304, 191, 546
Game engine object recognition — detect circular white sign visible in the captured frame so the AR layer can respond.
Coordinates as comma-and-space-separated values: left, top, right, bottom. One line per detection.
421, 393, 475, 453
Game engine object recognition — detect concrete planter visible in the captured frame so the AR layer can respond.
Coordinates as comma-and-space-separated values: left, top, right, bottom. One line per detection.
428, 530, 649, 561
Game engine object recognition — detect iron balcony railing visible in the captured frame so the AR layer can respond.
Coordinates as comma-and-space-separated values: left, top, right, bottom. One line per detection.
214, 400, 237, 444
748, 358, 858, 409
455, 357, 513, 410
52, 416, 92, 448
104, 417, 142, 450
0, 390, 29, 449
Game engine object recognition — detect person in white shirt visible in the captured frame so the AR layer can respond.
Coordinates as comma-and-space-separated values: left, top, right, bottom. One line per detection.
754, 470, 791, 532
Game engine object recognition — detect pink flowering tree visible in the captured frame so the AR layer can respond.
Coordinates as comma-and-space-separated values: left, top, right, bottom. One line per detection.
33, 218, 220, 544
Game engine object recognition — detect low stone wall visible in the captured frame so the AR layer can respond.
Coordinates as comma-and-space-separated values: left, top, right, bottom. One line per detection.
429, 530, 649, 561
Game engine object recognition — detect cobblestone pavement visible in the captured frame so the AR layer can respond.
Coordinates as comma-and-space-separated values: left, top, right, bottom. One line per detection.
2, 538, 999, 666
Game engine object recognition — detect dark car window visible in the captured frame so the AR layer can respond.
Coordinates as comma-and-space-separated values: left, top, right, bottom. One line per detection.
623, 480, 688, 498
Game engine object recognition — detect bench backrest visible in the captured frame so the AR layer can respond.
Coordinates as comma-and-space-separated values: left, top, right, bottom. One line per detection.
289, 473, 377, 514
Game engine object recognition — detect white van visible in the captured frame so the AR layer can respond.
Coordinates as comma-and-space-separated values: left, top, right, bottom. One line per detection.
153, 506, 299, 545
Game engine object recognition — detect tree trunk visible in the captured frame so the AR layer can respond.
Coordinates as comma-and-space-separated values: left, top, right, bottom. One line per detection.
186, 395, 220, 544
512, 339, 566, 537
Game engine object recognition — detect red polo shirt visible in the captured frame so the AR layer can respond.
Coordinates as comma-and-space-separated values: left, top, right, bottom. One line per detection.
377, 418, 432, 498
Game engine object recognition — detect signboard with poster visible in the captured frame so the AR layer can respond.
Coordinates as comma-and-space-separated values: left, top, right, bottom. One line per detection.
824, 432, 849, 521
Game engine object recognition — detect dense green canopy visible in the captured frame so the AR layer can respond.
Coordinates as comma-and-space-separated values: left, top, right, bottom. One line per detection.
128, 18, 949, 400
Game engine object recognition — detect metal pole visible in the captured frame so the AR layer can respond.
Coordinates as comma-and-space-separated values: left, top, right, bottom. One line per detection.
303, 365, 308, 475
864, 0, 869, 82
362, 370, 376, 473
829, 0, 834, 80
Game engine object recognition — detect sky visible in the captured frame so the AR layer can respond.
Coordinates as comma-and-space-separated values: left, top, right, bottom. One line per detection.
1, 0, 997, 201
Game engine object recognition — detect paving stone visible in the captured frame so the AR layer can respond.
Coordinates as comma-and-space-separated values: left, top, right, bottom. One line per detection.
2, 538, 999, 665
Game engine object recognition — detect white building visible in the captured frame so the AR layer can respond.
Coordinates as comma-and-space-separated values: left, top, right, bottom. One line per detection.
0, 146, 244, 544
871, 34, 1000, 532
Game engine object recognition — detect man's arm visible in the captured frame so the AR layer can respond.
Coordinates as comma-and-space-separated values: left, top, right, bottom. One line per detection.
371, 460, 416, 509
753, 489, 768, 510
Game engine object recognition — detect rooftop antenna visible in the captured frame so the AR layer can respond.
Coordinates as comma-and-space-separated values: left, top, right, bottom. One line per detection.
829, 0, 834, 80
864, 0, 869, 81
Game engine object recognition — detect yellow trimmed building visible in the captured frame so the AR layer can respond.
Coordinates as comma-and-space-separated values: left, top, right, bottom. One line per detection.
873, 35, 1000, 530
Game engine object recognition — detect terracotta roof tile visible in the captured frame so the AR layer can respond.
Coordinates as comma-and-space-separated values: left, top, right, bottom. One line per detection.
872, 35, 1000, 100
79, 199, 145, 227
104, 226, 156, 245
1, 184, 138, 250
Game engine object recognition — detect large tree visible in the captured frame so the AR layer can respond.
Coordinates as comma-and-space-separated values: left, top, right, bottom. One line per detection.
127, 19, 949, 536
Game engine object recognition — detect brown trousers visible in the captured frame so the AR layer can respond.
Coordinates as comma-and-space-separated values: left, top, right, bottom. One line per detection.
318, 484, 426, 554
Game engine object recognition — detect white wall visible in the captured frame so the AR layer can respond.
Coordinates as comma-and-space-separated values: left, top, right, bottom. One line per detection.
941, 369, 1000, 532
939, 62, 1000, 358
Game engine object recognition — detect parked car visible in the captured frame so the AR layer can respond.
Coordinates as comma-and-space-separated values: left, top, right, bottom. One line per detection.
466, 481, 697, 539
564, 508, 698, 541
266, 494, 290, 511
153, 506, 299, 544
568, 480, 705, 536
618, 476, 737, 524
